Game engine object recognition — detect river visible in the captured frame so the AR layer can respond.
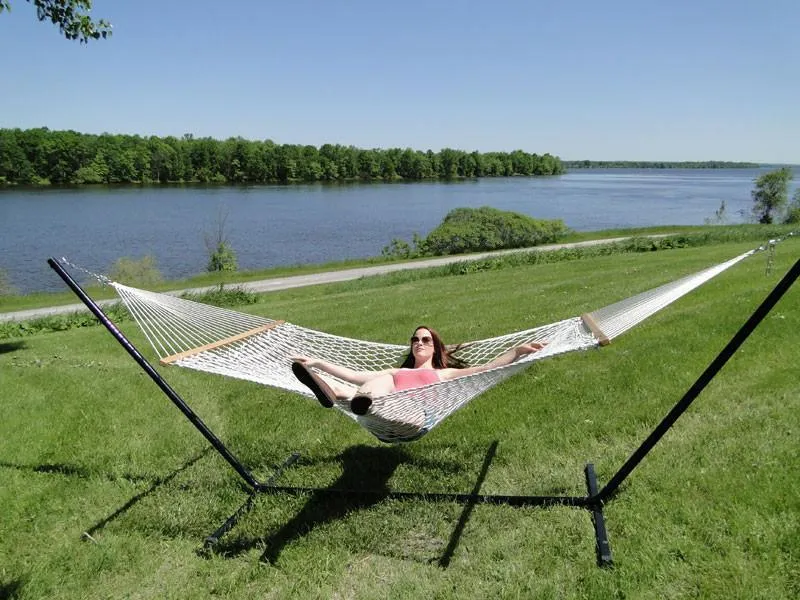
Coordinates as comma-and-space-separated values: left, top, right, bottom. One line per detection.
0, 168, 796, 293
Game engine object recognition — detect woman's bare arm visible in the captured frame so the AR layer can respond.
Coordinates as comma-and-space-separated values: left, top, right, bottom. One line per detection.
438, 343, 545, 381
292, 355, 395, 386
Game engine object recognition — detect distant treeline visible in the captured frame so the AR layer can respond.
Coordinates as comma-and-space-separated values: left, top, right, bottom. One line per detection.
0, 128, 564, 185
563, 160, 760, 169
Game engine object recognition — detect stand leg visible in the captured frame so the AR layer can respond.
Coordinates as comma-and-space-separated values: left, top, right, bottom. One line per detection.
585, 464, 613, 567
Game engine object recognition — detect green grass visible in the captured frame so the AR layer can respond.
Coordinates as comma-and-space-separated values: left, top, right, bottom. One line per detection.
1, 238, 798, 598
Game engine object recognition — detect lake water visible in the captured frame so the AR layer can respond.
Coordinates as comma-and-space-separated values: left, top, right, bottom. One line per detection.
1, 168, 797, 294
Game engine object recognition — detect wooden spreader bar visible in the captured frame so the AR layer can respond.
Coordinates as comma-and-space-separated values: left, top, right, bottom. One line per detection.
160, 321, 285, 365
581, 313, 610, 346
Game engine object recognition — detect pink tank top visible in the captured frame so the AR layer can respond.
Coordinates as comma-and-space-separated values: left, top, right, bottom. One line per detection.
392, 368, 441, 391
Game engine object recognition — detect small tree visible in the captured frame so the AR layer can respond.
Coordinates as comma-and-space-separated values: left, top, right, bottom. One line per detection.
207, 242, 238, 272
205, 207, 238, 273
785, 188, 800, 224
704, 200, 728, 225
751, 167, 792, 224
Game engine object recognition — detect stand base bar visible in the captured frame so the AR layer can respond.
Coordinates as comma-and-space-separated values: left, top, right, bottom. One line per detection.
203, 462, 600, 553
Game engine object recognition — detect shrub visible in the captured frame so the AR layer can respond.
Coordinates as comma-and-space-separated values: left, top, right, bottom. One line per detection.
0, 302, 131, 340
207, 241, 238, 272
785, 190, 800, 224
0, 268, 16, 296
421, 206, 569, 256
381, 238, 413, 259
108, 256, 163, 286
181, 285, 257, 307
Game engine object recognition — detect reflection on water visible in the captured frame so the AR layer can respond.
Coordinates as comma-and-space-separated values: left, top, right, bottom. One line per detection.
0, 167, 796, 293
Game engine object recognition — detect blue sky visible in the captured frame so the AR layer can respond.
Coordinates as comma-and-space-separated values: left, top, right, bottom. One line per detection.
1, 0, 797, 162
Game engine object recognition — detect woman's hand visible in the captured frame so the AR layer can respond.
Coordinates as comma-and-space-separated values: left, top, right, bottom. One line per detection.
291, 355, 319, 369
514, 342, 546, 359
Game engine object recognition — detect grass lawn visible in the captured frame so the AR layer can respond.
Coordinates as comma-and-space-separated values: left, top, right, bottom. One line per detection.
0, 238, 798, 599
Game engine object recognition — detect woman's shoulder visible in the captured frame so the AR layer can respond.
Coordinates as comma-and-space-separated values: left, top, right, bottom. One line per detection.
435, 367, 461, 380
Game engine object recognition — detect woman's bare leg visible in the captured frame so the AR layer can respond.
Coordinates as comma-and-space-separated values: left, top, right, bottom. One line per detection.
316, 373, 396, 401
350, 373, 396, 415
356, 373, 396, 398
316, 376, 353, 400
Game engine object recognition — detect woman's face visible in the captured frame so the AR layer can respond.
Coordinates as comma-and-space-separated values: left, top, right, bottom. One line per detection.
410, 327, 435, 363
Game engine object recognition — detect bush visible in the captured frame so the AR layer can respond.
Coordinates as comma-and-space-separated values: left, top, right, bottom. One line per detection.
207, 241, 238, 272
0, 302, 131, 340
420, 207, 569, 256
0, 268, 16, 296
381, 238, 414, 259
181, 285, 257, 307
785, 190, 800, 224
108, 256, 163, 286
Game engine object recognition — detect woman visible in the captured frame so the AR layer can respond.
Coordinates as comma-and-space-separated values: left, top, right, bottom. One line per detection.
292, 325, 544, 415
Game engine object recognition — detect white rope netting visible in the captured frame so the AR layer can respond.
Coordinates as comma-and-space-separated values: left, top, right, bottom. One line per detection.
111, 248, 756, 442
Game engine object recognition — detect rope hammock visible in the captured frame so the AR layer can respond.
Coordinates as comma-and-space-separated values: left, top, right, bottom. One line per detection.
101, 247, 762, 443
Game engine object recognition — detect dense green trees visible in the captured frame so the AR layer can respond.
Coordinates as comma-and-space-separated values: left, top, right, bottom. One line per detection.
751, 167, 793, 224
0, 128, 565, 185
563, 160, 759, 169
0, 0, 111, 42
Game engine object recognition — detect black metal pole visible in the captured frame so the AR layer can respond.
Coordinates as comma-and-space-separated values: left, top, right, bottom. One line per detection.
48, 258, 263, 490
597, 257, 800, 503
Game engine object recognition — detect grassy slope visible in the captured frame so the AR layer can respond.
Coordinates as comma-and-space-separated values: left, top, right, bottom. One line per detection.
0, 239, 798, 599
0, 225, 719, 313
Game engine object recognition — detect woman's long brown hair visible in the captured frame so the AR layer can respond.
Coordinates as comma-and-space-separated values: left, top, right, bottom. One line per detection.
400, 325, 467, 369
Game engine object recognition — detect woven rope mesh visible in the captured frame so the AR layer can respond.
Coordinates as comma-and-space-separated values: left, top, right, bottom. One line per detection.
111, 248, 754, 442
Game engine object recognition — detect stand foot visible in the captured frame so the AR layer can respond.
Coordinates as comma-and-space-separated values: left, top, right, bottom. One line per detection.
585, 463, 613, 567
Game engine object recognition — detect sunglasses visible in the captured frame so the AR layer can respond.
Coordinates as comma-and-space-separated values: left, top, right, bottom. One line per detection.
410, 335, 433, 345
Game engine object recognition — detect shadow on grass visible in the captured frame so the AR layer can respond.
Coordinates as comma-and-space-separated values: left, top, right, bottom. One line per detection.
212, 442, 498, 567
0, 460, 167, 484
0, 461, 91, 478
0, 449, 212, 541
82, 448, 212, 539
0, 341, 26, 354
0, 578, 24, 600
211, 444, 411, 562
438, 440, 497, 568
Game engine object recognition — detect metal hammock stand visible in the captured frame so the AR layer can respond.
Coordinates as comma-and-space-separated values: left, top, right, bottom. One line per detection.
48, 256, 799, 568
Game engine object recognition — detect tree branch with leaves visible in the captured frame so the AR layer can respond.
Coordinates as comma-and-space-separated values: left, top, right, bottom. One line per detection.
0, 0, 111, 43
